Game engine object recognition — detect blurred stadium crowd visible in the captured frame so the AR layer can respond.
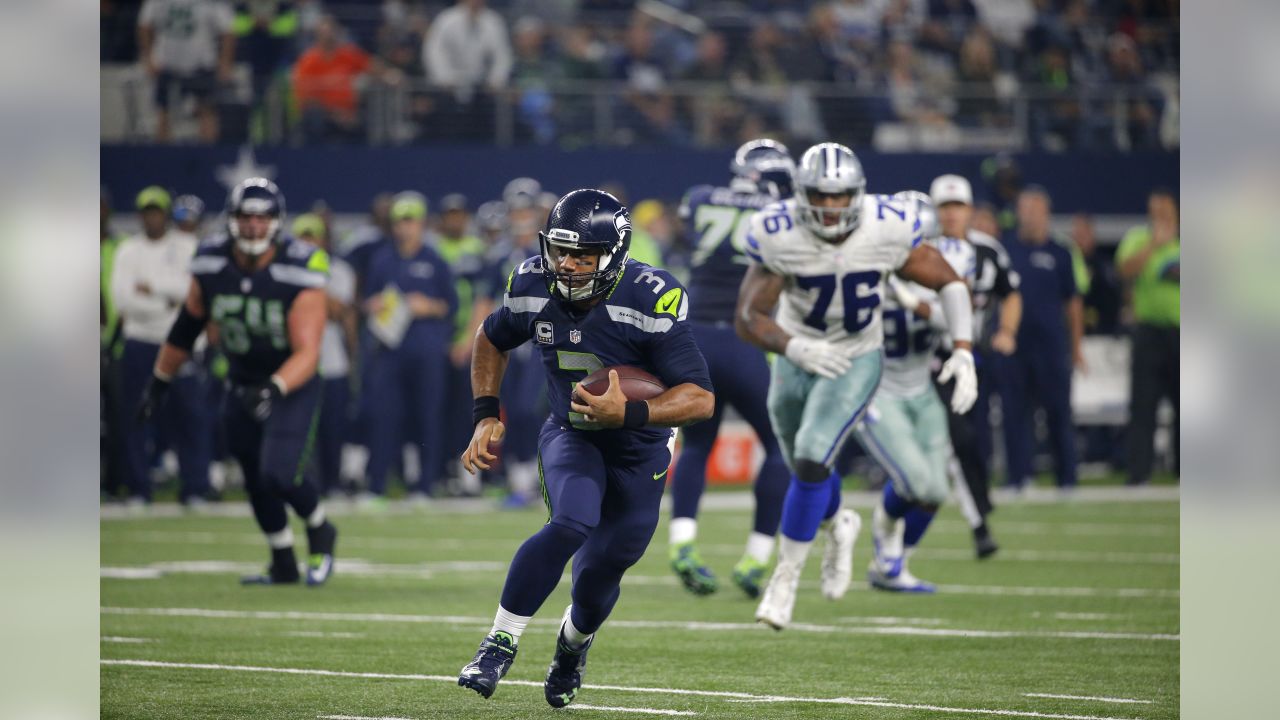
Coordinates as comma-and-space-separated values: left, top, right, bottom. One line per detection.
101, 0, 1178, 150
100, 151, 1178, 508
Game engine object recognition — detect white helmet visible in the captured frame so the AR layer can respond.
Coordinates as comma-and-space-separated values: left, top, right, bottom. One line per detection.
894, 190, 941, 242
794, 142, 867, 240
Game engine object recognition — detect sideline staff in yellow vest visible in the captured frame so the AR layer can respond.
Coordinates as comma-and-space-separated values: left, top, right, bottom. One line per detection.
1116, 188, 1179, 485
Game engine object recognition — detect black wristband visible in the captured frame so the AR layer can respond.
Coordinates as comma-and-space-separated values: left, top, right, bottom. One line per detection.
623, 400, 650, 429
473, 395, 501, 427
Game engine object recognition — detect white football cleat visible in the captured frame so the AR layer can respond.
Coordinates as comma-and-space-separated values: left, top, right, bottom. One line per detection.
870, 499, 905, 579
868, 552, 936, 594
820, 508, 861, 600
755, 560, 801, 630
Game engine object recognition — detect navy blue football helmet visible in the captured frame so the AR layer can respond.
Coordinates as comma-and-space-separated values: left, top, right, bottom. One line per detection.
226, 177, 286, 256
730, 138, 795, 200
539, 189, 632, 303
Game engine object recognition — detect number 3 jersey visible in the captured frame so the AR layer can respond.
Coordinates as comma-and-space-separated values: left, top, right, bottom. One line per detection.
190, 234, 329, 384
880, 235, 976, 397
482, 256, 712, 447
745, 194, 920, 359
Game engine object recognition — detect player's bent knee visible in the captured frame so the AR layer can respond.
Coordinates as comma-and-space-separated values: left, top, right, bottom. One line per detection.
547, 517, 592, 544
794, 458, 831, 484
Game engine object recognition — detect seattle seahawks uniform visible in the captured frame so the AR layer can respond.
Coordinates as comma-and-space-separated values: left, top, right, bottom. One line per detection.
747, 192, 919, 467
667, 180, 790, 597
190, 232, 333, 577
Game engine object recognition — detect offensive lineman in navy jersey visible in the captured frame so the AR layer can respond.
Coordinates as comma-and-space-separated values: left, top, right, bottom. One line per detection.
139, 178, 339, 586
667, 139, 794, 598
457, 189, 714, 708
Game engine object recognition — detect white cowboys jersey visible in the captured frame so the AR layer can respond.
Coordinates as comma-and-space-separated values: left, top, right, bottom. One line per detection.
879, 234, 976, 397
745, 194, 919, 359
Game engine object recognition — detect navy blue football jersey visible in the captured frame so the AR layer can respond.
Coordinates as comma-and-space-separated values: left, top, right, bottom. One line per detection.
483, 256, 713, 447
680, 184, 778, 323
190, 235, 329, 384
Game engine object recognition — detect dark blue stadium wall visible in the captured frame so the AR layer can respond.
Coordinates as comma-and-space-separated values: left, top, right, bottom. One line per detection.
101, 145, 1177, 215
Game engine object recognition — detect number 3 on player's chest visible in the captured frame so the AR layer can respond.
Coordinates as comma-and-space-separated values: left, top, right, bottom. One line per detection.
795, 271, 881, 334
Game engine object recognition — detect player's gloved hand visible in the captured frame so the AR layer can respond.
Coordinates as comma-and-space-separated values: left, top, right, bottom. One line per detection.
136, 375, 171, 425
237, 377, 285, 422
938, 348, 978, 414
785, 337, 852, 380
462, 417, 505, 474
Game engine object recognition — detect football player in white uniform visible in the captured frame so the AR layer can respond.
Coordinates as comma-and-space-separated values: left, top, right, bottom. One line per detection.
735, 143, 978, 629
853, 191, 975, 593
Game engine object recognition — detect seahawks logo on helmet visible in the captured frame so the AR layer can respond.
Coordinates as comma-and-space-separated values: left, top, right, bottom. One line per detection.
613, 209, 632, 244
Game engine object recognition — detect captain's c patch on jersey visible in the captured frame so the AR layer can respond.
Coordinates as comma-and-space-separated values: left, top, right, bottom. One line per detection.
535, 321, 554, 345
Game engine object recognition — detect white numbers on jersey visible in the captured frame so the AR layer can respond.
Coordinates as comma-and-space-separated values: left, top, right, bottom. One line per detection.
691, 205, 752, 267
635, 270, 667, 294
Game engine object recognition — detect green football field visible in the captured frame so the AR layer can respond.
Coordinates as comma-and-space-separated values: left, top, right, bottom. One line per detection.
100, 489, 1179, 720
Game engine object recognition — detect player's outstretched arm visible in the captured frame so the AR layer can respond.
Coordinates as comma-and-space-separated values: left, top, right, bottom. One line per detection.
733, 263, 789, 354
570, 370, 713, 429
462, 326, 510, 474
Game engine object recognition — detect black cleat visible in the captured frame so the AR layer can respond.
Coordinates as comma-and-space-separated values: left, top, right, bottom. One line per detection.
974, 525, 999, 560
240, 564, 300, 585
544, 628, 592, 708
458, 632, 518, 699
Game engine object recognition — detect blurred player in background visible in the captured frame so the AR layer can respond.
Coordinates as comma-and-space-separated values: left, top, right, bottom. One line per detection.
363, 193, 457, 501
1117, 189, 1179, 486
293, 213, 357, 497
1000, 186, 1083, 490
139, 178, 339, 585
666, 139, 795, 598
137, 0, 235, 143
457, 189, 713, 707
112, 186, 208, 506
852, 191, 969, 593
436, 193, 498, 494
930, 174, 1021, 558
173, 194, 206, 237
736, 144, 978, 629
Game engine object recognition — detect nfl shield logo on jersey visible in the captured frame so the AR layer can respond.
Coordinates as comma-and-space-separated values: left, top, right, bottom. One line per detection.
535, 321, 554, 345
569, 329, 582, 344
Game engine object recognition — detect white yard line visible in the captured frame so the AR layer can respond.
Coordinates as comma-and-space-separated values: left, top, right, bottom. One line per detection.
101, 606, 1178, 642
567, 704, 698, 716
319, 715, 416, 720
1024, 694, 1153, 705
102, 636, 151, 644
285, 631, 367, 639
100, 659, 1146, 720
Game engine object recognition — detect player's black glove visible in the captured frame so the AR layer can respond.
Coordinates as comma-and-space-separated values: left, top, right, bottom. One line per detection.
136, 376, 171, 425
236, 379, 284, 422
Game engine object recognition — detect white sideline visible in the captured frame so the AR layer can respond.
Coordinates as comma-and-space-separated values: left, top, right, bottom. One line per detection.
1024, 694, 1153, 705
100, 560, 1179, 599
101, 659, 1145, 720
101, 606, 1179, 642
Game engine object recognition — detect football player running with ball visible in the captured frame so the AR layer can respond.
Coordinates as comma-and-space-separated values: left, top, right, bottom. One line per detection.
457, 189, 714, 707
139, 178, 339, 586
735, 144, 978, 630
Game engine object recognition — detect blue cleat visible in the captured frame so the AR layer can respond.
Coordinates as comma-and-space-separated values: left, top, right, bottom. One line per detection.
545, 615, 592, 708
458, 632, 518, 699
867, 560, 936, 593
240, 564, 299, 586
731, 555, 768, 599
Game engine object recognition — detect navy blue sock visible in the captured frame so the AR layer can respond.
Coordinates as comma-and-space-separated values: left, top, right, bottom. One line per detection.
499, 521, 587, 617
779, 475, 829, 542
881, 483, 911, 520
823, 472, 842, 520
904, 507, 936, 548
669, 438, 711, 522
751, 448, 790, 536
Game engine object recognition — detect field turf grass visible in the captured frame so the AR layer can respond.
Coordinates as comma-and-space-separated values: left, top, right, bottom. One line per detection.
101, 491, 1178, 719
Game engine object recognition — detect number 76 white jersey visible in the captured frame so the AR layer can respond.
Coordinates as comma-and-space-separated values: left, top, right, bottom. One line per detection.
745, 194, 921, 358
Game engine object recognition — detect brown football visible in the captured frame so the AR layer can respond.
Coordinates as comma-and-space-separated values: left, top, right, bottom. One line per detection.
578, 365, 667, 401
